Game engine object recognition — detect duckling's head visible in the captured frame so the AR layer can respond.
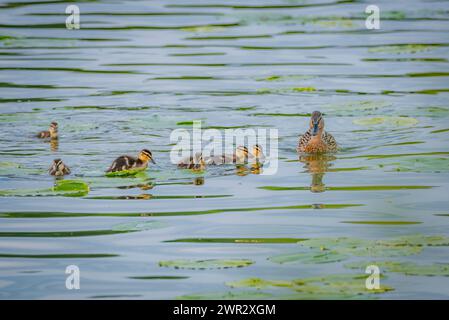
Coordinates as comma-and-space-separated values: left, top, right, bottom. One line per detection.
235, 145, 249, 163
309, 111, 324, 136
49, 122, 58, 139
50, 158, 68, 176
192, 152, 205, 170
252, 144, 263, 158
138, 149, 155, 164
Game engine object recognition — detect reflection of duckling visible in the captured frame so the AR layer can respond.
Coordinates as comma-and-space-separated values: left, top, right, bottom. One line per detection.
106, 149, 155, 173
37, 122, 58, 140
50, 139, 59, 152
49, 159, 71, 176
297, 111, 337, 153
178, 152, 206, 171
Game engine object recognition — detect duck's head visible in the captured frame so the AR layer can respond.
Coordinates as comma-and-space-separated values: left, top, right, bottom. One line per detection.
192, 152, 205, 170
235, 145, 249, 163
49, 122, 58, 138
309, 111, 324, 136
50, 158, 69, 176
138, 149, 155, 164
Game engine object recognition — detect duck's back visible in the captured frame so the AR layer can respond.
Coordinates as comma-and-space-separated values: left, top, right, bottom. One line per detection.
107, 155, 137, 172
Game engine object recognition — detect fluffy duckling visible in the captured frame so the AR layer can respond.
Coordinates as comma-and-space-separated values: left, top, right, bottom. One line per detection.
251, 144, 266, 164
178, 152, 206, 171
106, 149, 155, 173
49, 159, 71, 176
203, 146, 250, 165
37, 122, 58, 140
297, 111, 337, 153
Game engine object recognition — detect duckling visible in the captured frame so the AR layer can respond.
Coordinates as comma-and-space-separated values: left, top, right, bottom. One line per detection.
178, 152, 206, 171
251, 144, 266, 164
49, 159, 71, 176
233, 145, 252, 165
203, 146, 251, 165
37, 122, 58, 140
106, 149, 155, 173
297, 111, 337, 153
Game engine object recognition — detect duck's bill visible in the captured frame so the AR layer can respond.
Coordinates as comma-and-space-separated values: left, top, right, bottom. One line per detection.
312, 123, 319, 136
150, 158, 156, 164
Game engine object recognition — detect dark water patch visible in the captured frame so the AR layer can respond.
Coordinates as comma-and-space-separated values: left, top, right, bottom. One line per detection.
169, 52, 225, 56
341, 152, 449, 160
0, 229, 136, 238
0, 204, 362, 219
0, 67, 140, 74
186, 34, 273, 40
251, 113, 311, 117
0, 82, 92, 89
166, 1, 356, 10
129, 276, 189, 280
431, 128, 449, 133
341, 221, 422, 225
362, 58, 448, 63
165, 238, 306, 244
86, 194, 232, 200
259, 185, 434, 191
0, 253, 118, 259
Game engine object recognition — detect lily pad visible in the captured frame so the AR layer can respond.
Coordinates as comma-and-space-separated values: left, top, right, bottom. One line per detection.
52, 180, 89, 197
345, 261, 449, 277
159, 259, 254, 270
105, 167, 147, 177
353, 116, 418, 126
381, 157, 449, 173
176, 291, 272, 300
368, 44, 438, 54
227, 273, 393, 299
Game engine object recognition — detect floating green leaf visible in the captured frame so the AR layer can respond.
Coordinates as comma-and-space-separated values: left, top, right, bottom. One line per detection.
177, 291, 272, 300
353, 116, 418, 126
105, 167, 147, 177
52, 180, 89, 197
345, 261, 449, 277
159, 259, 254, 270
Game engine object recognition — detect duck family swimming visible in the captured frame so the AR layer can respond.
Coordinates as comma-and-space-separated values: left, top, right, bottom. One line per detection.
39, 111, 337, 176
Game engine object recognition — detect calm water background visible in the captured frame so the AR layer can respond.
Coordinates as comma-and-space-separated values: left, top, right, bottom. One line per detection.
0, 0, 449, 299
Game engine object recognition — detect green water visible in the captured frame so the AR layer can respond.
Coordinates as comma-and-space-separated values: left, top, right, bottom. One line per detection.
0, 0, 449, 299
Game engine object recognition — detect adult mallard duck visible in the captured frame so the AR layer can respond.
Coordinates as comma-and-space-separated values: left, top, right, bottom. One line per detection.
49, 159, 70, 176
37, 122, 58, 140
297, 111, 337, 153
106, 149, 155, 173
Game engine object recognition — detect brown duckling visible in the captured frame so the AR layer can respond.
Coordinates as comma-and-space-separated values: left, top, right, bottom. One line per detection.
49, 159, 71, 176
106, 149, 155, 173
37, 122, 58, 140
178, 152, 206, 171
297, 111, 337, 153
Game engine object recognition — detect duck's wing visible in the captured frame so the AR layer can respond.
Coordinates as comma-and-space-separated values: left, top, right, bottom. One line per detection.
323, 131, 338, 152
297, 130, 312, 153
38, 131, 50, 138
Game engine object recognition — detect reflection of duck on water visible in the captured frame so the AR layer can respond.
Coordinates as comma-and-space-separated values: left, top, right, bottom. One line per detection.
299, 153, 335, 193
